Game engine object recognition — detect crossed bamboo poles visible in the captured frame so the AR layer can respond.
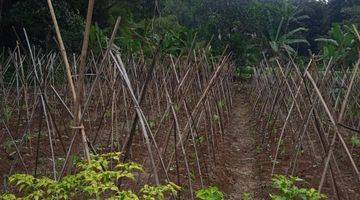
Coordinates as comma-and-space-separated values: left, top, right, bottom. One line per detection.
0, 2, 234, 198
252, 29, 360, 199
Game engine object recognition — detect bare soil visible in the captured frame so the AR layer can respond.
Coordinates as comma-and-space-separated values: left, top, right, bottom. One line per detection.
211, 83, 360, 200
211, 84, 270, 199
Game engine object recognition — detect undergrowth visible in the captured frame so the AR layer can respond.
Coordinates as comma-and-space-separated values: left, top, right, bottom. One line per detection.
0, 153, 328, 200
0, 152, 180, 200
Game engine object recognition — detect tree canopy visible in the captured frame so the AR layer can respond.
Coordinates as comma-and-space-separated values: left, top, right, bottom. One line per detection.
1, 0, 359, 67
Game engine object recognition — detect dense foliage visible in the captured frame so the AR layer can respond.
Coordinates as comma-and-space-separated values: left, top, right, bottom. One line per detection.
1, 0, 360, 67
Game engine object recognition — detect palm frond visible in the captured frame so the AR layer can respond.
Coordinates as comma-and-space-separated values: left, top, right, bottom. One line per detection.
283, 27, 308, 38
275, 18, 284, 41
291, 15, 310, 22
282, 44, 296, 54
315, 38, 339, 46
285, 39, 309, 45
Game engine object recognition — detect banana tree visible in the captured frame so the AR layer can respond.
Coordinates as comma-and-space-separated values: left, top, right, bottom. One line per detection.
268, 18, 309, 56
315, 24, 356, 64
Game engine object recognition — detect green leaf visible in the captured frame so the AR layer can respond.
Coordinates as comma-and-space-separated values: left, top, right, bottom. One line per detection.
315, 38, 339, 46
283, 27, 308, 38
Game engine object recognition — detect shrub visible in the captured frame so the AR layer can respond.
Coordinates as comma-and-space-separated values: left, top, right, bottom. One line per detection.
0, 152, 180, 200
235, 66, 254, 80
270, 175, 327, 200
196, 186, 224, 200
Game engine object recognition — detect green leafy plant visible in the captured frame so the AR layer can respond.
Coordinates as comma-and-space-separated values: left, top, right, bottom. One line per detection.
267, 18, 309, 56
140, 183, 180, 200
2, 139, 20, 154
213, 114, 220, 122
351, 135, 360, 148
1, 152, 180, 200
315, 24, 356, 64
3, 104, 12, 122
115, 15, 200, 57
242, 192, 252, 200
89, 23, 108, 55
217, 100, 225, 109
71, 155, 81, 166
0, 193, 17, 200
255, 145, 261, 154
235, 66, 254, 80
196, 186, 224, 200
270, 175, 327, 200
195, 136, 205, 144
149, 119, 156, 129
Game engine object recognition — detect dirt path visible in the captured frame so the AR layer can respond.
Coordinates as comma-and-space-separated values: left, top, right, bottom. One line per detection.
214, 84, 267, 199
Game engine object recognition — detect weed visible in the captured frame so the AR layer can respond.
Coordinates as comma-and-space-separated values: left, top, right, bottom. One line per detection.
104, 110, 112, 118
218, 100, 225, 109
189, 170, 195, 182
196, 186, 224, 200
174, 104, 181, 112
213, 114, 220, 122
196, 136, 205, 144
3, 104, 12, 122
71, 155, 81, 166
149, 119, 156, 129
242, 192, 252, 200
2, 139, 20, 153
235, 66, 254, 80
351, 135, 360, 148
255, 145, 261, 154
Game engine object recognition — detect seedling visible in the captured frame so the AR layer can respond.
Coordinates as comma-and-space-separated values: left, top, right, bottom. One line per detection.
2, 139, 20, 153
196, 136, 205, 144
242, 192, 252, 200
189, 170, 195, 182
196, 186, 224, 200
255, 145, 261, 154
3, 104, 12, 122
213, 114, 220, 122
104, 110, 112, 118
270, 175, 327, 200
149, 119, 156, 129
351, 135, 360, 148
71, 155, 81, 166
0, 152, 180, 200
218, 100, 225, 109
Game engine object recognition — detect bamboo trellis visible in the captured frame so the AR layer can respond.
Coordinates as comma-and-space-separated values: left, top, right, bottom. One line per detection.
252, 50, 360, 199
0, 33, 234, 199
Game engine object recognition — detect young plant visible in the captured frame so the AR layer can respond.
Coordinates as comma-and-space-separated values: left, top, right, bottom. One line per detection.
195, 136, 205, 145
270, 175, 327, 200
217, 100, 225, 109
140, 183, 180, 200
3, 104, 12, 122
235, 66, 254, 80
195, 186, 224, 200
242, 192, 252, 200
351, 136, 360, 148
1, 152, 180, 200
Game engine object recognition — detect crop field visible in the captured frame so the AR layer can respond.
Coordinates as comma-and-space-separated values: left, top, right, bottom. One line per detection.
0, 0, 359, 199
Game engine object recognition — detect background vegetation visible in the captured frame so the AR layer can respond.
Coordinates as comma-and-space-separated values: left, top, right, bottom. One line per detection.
1, 0, 360, 68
